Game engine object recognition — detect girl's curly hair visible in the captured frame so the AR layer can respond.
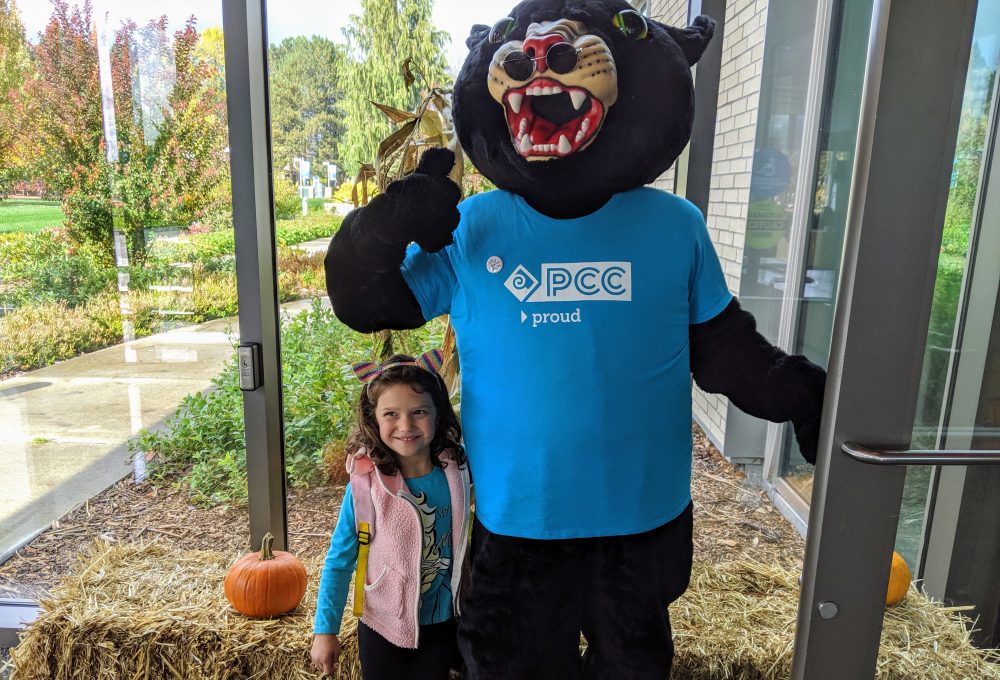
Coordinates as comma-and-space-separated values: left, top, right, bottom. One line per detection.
347, 354, 465, 476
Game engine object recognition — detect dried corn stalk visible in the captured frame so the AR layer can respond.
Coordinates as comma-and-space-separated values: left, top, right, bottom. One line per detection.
366, 60, 462, 382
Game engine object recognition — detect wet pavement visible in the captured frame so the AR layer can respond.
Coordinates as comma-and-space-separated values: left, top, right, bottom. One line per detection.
0, 297, 323, 564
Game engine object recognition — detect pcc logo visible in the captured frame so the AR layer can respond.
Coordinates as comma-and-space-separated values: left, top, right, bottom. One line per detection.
503, 262, 631, 303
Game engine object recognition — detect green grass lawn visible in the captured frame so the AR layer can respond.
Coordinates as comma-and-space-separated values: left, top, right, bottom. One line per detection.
0, 199, 65, 233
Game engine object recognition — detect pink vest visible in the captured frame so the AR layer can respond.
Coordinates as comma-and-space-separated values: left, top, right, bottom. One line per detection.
347, 450, 471, 649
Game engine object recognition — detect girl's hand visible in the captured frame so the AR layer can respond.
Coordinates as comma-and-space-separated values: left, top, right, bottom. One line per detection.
311, 633, 341, 676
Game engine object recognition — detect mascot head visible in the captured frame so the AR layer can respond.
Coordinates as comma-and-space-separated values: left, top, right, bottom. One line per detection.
453, 0, 714, 216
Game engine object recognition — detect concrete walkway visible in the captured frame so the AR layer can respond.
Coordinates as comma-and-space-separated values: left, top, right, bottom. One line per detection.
0, 297, 324, 564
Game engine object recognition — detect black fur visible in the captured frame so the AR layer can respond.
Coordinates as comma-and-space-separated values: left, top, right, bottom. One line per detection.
454, 0, 714, 217
689, 299, 826, 464
324, 148, 460, 332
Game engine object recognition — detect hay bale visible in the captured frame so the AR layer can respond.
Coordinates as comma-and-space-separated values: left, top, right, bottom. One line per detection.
670, 561, 1000, 680
10, 543, 1000, 679
9, 540, 359, 680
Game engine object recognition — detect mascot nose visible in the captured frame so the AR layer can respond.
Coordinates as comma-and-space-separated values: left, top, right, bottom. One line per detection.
521, 33, 565, 73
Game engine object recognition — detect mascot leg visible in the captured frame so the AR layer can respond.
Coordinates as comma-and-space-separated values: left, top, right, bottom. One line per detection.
580, 504, 694, 679
458, 519, 585, 679
458, 505, 693, 679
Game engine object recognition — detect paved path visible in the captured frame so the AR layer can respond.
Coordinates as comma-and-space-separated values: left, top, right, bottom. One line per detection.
0, 297, 324, 564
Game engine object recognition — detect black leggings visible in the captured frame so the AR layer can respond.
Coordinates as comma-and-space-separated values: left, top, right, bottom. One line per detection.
358, 618, 460, 680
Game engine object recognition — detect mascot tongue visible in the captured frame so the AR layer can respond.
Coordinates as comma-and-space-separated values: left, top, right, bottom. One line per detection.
504, 78, 605, 158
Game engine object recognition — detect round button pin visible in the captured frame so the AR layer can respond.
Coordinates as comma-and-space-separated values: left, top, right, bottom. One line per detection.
486, 256, 504, 274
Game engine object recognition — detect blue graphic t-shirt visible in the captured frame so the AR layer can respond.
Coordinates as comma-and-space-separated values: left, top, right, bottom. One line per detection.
401, 188, 732, 539
313, 467, 454, 635
404, 467, 454, 623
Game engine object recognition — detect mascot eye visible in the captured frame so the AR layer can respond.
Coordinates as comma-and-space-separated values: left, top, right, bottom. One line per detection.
489, 17, 516, 45
613, 9, 649, 40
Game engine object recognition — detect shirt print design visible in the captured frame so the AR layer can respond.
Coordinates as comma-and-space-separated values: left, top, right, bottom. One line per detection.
409, 490, 452, 595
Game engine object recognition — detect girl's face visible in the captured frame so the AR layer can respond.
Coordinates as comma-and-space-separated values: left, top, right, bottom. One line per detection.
374, 383, 437, 474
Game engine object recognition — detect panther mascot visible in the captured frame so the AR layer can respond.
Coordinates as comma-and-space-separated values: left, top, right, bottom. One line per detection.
325, 1, 825, 677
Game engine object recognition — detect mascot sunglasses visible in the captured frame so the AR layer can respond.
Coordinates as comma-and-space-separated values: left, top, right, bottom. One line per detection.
494, 8, 649, 80
500, 42, 582, 80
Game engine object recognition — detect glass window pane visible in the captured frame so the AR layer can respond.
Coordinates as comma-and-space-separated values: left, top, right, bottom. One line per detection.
0, 0, 246, 597
776, 0, 875, 500
895, 5, 1000, 566
266, 0, 466, 563
724, 0, 822, 468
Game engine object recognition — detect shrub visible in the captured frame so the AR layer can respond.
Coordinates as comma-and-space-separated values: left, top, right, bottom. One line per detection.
274, 178, 302, 219
129, 301, 443, 506
331, 180, 378, 206
0, 212, 337, 374
148, 213, 341, 266
272, 212, 341, 246
1, 249, 328, 375
278, 248, 326, 292
0, 230, 114, 308
0, 299, 118, 372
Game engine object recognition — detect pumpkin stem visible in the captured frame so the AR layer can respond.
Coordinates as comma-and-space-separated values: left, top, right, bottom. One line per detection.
260, 532, 275, 561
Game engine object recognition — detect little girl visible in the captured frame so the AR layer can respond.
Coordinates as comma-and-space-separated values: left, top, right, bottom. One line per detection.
311, 351, 470, 679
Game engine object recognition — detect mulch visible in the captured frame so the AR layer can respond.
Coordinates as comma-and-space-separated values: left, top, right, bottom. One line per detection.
0, 424, 804, 600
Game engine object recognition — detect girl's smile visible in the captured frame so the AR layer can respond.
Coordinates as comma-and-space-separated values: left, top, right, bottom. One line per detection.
375, 384, 438, 477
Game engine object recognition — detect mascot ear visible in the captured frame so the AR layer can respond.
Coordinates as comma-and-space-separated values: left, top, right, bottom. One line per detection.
466, 24, 490, 50
665, 15, 716, 66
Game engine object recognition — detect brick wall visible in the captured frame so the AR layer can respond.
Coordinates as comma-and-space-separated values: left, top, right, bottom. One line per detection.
649, 1, 690, 192
651, 0, 770, 452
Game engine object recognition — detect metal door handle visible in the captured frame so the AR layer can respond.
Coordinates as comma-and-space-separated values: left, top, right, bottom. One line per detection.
842, 442, 1000, 465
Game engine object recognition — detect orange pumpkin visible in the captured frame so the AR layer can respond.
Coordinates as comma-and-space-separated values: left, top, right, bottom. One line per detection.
885, 551, 912, 606
224, 532, 307, 617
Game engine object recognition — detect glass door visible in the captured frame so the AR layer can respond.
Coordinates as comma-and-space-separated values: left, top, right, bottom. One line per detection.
0, 0, 246, 600
792, 0, 988, 676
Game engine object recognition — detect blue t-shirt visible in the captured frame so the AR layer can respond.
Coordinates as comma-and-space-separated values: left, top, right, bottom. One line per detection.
401, 188, 732, 539
313, 467, 454, 635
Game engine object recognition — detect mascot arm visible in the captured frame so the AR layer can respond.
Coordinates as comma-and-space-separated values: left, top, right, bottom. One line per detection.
323, 149, 461, 333
689, 298, 826, 464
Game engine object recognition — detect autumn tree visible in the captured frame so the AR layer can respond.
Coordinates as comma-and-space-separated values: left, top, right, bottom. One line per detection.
145, 18, 229, 228
0, 0, 34, 197
106, 15, 230, 255
22, 0, 111, 252
269, 36, 344, 185
21, 2, 229, 261
337, 0, 451, 177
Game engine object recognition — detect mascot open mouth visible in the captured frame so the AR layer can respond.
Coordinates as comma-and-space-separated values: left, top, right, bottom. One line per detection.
486, 19, 619, 162
503, 77, 605, 158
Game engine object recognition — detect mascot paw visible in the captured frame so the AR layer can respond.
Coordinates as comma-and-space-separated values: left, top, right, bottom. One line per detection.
380, 148, 462, 253
793, 417, 820, 466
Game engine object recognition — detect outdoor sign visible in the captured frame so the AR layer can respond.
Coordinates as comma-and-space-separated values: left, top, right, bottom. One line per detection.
749, 149, 792, 202
746, 199, 790, 251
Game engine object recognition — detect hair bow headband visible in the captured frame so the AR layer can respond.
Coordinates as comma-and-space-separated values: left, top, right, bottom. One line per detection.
352, 349, 445, 384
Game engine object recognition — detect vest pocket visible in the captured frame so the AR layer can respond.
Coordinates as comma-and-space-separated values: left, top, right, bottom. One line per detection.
365, 566, 389, 589
364, 566, 407, 627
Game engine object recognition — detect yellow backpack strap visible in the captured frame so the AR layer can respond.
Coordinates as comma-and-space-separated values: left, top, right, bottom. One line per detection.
352, 521, 371, 616
350, 465, 376, 618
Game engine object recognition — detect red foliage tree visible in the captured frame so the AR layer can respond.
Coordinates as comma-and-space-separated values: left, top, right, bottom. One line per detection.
22, 0, 112, 253
108, 16, 230, 240
23, 2, 230, 261
0, 0, 35, 197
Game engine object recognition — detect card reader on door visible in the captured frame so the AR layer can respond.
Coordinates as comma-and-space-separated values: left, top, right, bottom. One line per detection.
237, 343, 261, 391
